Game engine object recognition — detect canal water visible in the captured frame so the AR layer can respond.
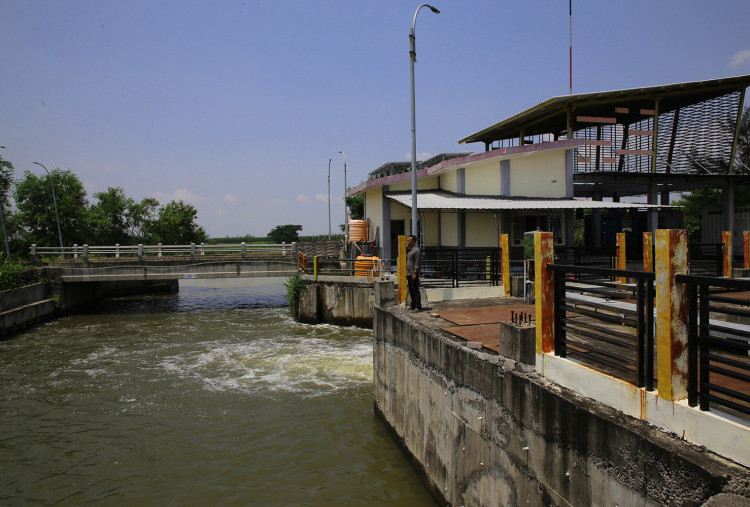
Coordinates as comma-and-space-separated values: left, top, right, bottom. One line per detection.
0, 278, 435, 505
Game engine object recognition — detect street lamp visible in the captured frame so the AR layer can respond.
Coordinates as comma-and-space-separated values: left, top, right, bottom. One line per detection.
410, 3, 440, 241
328, 158, 332, 239
32, 162, 65, 258
339, 150, 347, 240
0, 146, 10, 259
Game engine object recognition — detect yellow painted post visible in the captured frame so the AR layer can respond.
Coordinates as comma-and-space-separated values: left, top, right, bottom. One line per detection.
313, 255, 318, 281
722, 231, 732, 278
397, 235, 407, 303
655, 229, 688, 402
501, 234, 510, 297
535, 232, 555, 354
744, 231, 749, 270
616, 232, 626, 284
643, 232, 653, 272
485, 256, 491, 280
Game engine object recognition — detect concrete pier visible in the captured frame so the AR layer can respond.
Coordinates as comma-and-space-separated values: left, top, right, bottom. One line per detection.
373, 303, 750, 506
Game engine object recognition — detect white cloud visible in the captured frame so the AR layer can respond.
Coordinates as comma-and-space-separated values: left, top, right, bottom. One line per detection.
296, 194, 309, 202
730, 48, 750, 67
314, 194, 327, 202
223, 193, 236, 203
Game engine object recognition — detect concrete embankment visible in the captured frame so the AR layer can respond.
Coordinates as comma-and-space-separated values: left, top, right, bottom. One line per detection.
0, 283, 57, 339
373, 304, 750, 506
297, 277, 383, 328
1, 270, 178, 339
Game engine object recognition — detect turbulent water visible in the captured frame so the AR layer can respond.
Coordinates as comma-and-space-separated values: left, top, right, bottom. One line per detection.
0, 278, 434, 505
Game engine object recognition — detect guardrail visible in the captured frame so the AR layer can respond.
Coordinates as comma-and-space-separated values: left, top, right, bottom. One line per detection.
30, 242, 293, 263
678, 274, 750, 416
547, 264, 656, 390
420, 248, 502, 288
298, 254, 387, 279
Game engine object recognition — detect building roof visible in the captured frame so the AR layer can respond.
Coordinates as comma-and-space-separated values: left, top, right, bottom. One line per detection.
387, 191, 670, 211
366, 153, 471, 181
348, 140, 583, 196
458, 74, 750, 146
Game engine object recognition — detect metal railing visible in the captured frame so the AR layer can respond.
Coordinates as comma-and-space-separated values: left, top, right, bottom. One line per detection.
298, 254, 387, 279
30, 242, 292, 263
420, 248, 501, 288
678, 274, 750, 416
554, 245, 617, 269
548, 264, 656, 390
688, 243, 723, 276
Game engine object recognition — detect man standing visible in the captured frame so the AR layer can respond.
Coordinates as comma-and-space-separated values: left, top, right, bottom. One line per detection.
406, 234, 422, 311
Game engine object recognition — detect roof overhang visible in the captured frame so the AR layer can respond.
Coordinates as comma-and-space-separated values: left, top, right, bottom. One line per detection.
386, 191, 673, 211
459, 74, 750, 146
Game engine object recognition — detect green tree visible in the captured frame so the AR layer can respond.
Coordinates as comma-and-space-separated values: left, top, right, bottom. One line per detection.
14, 168, 89, 246
268, 224, 302, 243
0, 155, 15, 256
346, 194, 364, 220
128, 197, 160, 243
148, 200, 206, 244
88, 187, 136, 245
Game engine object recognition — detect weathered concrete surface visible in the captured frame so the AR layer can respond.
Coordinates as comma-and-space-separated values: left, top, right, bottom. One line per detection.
498, 321, 535, 365
0, 283, 56, 339
374, 305, 750, 506
298, 279, 375, 328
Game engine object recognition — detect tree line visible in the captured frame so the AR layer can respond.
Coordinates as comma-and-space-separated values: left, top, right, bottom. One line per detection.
0, 163, 206, 258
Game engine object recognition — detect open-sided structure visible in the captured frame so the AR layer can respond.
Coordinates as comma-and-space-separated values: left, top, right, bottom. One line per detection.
350, 75, 750, 260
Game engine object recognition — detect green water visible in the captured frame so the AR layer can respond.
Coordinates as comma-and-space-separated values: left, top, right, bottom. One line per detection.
0, 278, 434, 505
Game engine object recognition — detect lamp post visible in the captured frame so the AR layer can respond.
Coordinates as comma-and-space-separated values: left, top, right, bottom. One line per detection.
328, 157, 332, 239
410, 3, 440, 241
0, 146, 10, 259
339, 150, 347, 240
33, 162, 65, 258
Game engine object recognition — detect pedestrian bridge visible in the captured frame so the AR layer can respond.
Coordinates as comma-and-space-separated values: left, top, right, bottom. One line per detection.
31, 243, 298, 282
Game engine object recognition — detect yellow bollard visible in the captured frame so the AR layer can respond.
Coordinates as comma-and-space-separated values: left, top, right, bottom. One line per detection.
617, 232, 626, 284
655, 229, 688, 402
722, 231, 732, 278
535, 232, 554, 354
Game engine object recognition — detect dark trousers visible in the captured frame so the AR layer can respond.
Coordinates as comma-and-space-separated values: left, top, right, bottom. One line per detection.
407, 274, 421, 310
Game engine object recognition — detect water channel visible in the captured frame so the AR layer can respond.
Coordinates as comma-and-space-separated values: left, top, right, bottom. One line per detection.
0, 278, 435, 505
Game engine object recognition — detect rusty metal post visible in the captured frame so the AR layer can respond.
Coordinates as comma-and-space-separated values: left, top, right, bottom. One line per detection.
397, 235, 407, 303
501, 234, 510, 297
616, 232, 626, 283
722, 231, 732, 278
655, 229, 688, 402
643, 232, 653, 272
534, 232, 554, 354
744, 231, 749, 270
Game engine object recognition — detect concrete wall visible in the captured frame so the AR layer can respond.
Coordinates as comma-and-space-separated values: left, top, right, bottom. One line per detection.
0, 283, 56, 339
373, 306, 750, 506
297, 279, 379, 328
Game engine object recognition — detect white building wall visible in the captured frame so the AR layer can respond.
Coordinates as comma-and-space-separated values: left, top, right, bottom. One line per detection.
510, 150, 567, 197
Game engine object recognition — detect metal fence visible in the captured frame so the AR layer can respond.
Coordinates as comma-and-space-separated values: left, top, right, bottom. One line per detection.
677, 274, 750, 416
547, 264, 656, 390
688, 243, 723, 276
30, 243, 292, 263
554, 246, 618, 269
420, 248, 501, 288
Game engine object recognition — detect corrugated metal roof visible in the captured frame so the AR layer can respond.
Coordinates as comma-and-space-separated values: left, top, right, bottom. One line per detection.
458, 74, 750, 145
387, 192, 670, 210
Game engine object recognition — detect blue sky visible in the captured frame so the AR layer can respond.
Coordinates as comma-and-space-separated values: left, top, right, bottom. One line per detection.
2, 1, 750, 238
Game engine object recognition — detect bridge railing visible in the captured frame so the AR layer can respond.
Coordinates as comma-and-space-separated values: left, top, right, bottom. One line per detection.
30, 242, 292, 263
